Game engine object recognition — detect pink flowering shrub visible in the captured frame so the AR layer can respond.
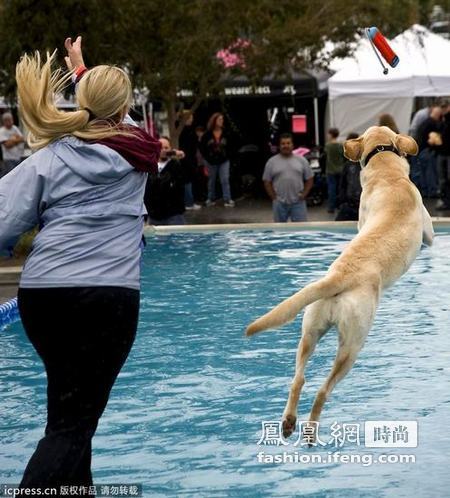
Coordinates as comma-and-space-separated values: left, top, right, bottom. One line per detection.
216, 39, 251, 68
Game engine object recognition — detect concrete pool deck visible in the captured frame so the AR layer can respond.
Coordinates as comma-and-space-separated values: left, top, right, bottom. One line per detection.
183, 196, 450, 224
1, 197, 449, 304
0, 267, 22, 304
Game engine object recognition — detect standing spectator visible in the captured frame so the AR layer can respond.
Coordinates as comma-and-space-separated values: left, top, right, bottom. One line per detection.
335, 133, 362, 221
144, 136, 187, 225
178, 110, 201, 210
415, 105, 443, 197
409, 105, 431, 189
263, 133, 314, 222
324, 128, 345, 214
200, 112, 235, 207
194, 125, 207, 202
436, 103, 450, 210
0, 112, 25, 176
378, 113, 400, 134
409, 105, 430, 140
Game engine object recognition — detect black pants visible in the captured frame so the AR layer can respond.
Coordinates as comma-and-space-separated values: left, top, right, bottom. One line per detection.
335, 202, 359, 221
438, 155, 450, 207
17, 286, 139, 493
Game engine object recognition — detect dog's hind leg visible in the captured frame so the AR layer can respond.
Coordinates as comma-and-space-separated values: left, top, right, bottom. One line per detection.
282, 300, 331, 438
307, 289, 378, 434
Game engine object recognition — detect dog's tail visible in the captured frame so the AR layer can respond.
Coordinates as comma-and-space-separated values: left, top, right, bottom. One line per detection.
245, 272, 349, 336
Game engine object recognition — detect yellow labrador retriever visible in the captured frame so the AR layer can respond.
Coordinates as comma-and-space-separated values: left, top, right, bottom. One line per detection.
246, 126, 434, 438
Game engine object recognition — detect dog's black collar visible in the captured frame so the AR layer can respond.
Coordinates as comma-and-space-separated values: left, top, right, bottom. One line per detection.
361, 144, 401, 167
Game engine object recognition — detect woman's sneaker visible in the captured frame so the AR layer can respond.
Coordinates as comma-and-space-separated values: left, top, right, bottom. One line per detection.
224, 200, 235, 208
186, 204, 202, 210
205, 200, 216, 207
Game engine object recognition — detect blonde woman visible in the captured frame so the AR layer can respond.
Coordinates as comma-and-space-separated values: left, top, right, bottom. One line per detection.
0, 38, 160, 489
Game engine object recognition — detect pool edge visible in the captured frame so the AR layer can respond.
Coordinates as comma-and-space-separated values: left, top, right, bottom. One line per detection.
144, 217, 450, 234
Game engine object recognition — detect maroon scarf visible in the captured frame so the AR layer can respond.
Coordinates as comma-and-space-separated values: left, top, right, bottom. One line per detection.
93, 125, 161, 174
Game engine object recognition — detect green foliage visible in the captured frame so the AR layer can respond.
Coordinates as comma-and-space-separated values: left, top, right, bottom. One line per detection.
0, 0, 128, 100
0, 0, 434, 138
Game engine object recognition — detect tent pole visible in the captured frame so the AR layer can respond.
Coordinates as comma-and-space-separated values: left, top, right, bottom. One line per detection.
313, 97, 320, 146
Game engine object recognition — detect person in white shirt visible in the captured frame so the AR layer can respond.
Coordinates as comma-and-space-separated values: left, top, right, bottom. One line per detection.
0, 112, 25, 176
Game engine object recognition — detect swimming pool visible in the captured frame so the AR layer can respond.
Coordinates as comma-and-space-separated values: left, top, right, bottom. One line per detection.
1, 227, 450, 497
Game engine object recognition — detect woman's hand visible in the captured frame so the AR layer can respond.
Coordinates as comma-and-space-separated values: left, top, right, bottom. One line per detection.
64, 36, 85, 72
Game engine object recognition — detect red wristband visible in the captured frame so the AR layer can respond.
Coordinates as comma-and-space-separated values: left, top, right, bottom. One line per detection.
75, 65, 87, 76
74, 65, 88, 83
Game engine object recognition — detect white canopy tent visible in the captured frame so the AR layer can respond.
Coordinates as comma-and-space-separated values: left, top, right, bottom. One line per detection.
328, 25, 450, 139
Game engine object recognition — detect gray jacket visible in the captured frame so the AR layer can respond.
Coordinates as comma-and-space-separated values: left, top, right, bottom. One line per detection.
0, 136, 147, 290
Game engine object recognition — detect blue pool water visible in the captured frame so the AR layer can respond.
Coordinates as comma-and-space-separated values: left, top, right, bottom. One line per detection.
1, 230, 450, 497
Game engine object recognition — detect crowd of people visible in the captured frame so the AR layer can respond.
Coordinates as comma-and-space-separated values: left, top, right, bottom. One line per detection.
142, 111, 236, 225
2, 99, 450, 226
313, 102, 450, 223
144, 99, 450, 225
408, 99, 450, 209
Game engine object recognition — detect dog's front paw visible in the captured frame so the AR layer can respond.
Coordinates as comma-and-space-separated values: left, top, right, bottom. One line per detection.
282, 414, 297, 438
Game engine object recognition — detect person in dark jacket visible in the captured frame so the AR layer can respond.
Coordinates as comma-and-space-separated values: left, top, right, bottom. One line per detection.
415, 105, 443, 197
324, 127, 345, 213
335, 132, 362, 221
199, 112, 235, 207
144, 136, 187, 225
436, 102, 450, 210
194, 125, 208, 202
178, 110, 202, 210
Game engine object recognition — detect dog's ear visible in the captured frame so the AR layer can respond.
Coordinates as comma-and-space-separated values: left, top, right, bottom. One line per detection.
343, 137, 363, 161
394, 134, 418, 156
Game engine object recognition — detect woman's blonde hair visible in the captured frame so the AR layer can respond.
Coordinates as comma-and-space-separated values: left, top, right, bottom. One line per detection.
16, 51, 134, 149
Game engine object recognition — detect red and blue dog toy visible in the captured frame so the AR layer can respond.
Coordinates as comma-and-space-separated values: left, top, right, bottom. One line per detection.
365, 27, 399, 75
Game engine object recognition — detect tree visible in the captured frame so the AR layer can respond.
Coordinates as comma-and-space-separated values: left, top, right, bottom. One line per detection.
0, 0, 138, 101
124, 0, 427, 144
0, 0, 427, 144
